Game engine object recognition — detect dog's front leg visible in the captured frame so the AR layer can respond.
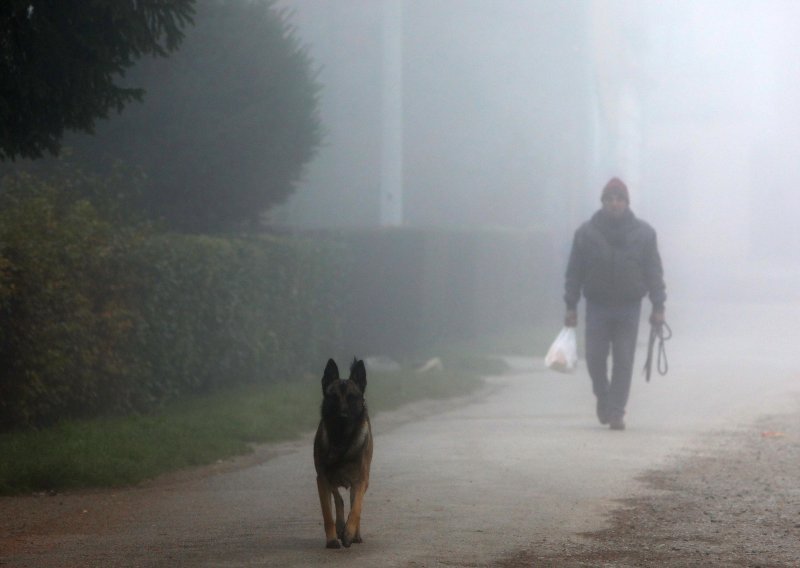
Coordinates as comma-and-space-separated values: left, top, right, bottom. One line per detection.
316, 476, 340, 549
349, 486, 364, 544
342, 481, 367, 547
333, 488, 345, 540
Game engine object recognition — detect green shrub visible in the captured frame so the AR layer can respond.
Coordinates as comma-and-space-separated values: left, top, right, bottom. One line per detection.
0, 172, 348, 430
127, 234, 348, 400
0, 171, 555, 432
0, 172, 150, 427
330, 226, 557, 359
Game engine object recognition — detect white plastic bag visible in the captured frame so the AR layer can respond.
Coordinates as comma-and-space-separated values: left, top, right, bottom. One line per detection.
544, 327, 578, 373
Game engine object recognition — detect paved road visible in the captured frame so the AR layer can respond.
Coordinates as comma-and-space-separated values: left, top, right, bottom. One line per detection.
2, 302, 799, 567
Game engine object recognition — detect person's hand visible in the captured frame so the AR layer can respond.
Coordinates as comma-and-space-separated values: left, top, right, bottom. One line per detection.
564, 309, 578, 327
649, 309, 665, 326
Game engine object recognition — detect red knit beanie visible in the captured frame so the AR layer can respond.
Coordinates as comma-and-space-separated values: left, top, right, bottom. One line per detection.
601, 177, 629, 203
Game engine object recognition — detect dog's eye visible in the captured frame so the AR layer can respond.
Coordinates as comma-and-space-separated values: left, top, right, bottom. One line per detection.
347, 393, 360, 403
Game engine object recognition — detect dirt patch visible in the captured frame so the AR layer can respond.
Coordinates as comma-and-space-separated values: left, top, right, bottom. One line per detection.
496, 410, 800, 567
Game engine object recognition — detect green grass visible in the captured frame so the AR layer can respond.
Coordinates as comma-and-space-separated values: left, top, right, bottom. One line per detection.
0, 363, 487, 495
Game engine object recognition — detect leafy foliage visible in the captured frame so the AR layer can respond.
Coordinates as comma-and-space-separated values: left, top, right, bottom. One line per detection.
126, 233, 348, 400
0, 0, 194, 160
63, 0, 322, 232
0, 170, 347, 430
0, 170, 153, 428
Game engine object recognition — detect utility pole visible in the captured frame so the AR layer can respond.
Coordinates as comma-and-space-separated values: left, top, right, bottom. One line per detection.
380, 0, 403, 226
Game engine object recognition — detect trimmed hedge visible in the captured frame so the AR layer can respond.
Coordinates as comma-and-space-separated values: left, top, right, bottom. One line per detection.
0, 172, 557, 431
329, 227, 558, 358
0, 178, 347, 430
126, 234, 347, 400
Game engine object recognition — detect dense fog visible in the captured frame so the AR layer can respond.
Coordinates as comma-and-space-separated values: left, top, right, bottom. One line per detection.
274, 0, 800, 306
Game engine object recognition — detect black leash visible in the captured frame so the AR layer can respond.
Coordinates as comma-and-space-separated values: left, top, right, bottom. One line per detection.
644, 321, 672, 382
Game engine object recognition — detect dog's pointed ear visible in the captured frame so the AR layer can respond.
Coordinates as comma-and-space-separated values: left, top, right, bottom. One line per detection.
350, 358, 367, 394
322, 359, 339, 393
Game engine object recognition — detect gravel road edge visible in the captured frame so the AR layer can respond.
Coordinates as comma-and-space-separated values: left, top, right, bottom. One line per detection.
496, 397, 800, 567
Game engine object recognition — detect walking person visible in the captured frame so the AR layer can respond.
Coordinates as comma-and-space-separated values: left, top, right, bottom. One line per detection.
563, 177, 666, 430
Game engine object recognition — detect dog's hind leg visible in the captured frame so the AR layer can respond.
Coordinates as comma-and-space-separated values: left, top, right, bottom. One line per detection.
333, 488, 345, 540
341, 481, 367, 547
316, 476, 340, 549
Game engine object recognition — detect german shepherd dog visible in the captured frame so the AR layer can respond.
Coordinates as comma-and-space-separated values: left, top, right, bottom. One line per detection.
313, 358, 373, 549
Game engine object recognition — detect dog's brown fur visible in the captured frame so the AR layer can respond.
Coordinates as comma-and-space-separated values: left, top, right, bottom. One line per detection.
313, 358, 373, 549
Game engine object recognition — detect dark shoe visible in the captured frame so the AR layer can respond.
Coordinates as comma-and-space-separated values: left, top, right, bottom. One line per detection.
596, 399, 609, 425
609, 417, 626, 431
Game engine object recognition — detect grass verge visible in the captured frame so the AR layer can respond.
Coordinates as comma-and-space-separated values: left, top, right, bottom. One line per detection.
0, 358, 502, 495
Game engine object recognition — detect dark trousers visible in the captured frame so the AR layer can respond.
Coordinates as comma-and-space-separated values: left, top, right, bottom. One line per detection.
585, 300, 642, 419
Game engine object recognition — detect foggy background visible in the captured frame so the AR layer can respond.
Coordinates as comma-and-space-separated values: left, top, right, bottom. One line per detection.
272, 0, 800, 306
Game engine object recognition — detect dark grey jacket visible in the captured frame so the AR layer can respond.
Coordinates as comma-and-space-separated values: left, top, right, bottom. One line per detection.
564, 209, 666, 310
